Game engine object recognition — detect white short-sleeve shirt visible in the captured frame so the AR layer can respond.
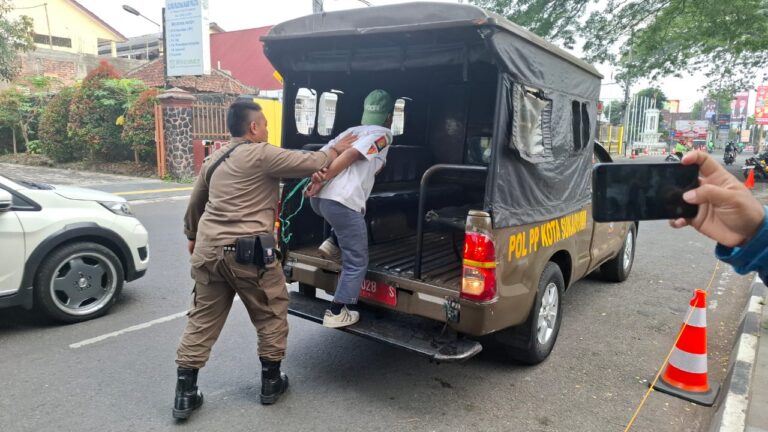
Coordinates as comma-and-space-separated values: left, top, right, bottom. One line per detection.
318, 125, 392, 212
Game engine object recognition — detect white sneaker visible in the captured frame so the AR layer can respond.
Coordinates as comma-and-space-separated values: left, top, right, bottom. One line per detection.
323, 306, 360, 328
318, 238, 342, 261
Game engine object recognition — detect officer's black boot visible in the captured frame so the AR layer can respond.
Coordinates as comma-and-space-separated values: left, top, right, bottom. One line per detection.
173, 368, 204, 419
260, 359, 289, 405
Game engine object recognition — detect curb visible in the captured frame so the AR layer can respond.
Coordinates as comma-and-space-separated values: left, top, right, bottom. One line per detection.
712, 275, 766, 432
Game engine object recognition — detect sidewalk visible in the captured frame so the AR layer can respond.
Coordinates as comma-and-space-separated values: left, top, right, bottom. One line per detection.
713, 276, 768, 432
0, 162, 193, 201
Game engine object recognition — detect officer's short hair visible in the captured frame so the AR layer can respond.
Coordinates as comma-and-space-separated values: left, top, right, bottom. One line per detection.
227, 101, 263, 137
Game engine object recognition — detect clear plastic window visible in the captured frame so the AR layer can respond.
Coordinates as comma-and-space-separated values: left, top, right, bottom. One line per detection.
512, 85, 551, 161
317, 92, 339, 137
294, 88, 317, 135
392, 98, 406, 136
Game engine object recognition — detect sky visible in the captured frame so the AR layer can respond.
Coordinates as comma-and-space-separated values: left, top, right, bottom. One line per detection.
77, 0, 718, 111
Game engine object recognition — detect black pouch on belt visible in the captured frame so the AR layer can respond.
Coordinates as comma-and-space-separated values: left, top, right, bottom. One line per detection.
255, 233, 277, 267
234, 236, 258, 265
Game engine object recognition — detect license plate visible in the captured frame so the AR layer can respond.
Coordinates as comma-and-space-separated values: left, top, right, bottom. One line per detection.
360, 279, 397, 306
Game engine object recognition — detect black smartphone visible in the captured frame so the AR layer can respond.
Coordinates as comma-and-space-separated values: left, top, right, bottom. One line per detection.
592, 163, 699, 222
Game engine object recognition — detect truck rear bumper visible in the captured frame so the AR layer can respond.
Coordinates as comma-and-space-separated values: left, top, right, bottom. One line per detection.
288, 291, 483, 362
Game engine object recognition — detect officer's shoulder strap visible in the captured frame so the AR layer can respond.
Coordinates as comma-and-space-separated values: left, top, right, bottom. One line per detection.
204, 141, 248, 187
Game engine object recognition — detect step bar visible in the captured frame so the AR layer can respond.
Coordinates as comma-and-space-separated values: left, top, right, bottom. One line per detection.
288, 292, 482, 363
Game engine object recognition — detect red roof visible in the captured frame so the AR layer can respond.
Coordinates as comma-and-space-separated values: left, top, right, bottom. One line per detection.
125, 58, 256, 95
210, 26, 282, 91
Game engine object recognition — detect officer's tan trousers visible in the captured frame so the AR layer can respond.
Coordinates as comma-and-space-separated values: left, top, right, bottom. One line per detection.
176, 247, 289, 369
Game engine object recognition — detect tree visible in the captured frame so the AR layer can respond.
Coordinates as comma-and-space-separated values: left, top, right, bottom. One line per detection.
39, 87, 85, 162
469, 0, 589, 49
470, 0, 768, 92
691, 101, 704, 120
635, 87, 667, 111
0, 0, 35, 81
68, 61, 146, 162
0, 87, 21, 153
121, 88, 158, 163
606, 100, 625, 126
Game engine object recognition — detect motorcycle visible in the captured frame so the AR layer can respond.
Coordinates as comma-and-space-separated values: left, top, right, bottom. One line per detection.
724, 151, 736, 166
742, 152, 768, 180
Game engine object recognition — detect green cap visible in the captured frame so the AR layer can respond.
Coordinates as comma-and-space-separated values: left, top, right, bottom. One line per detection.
361, 89, 395, 126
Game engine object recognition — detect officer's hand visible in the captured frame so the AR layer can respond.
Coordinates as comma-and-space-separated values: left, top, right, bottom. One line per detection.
670, 151, 765, 247
188, 240, 195, 255
333, 133, 358, 153
312, 168, 328, 184
304, 181, 323, 198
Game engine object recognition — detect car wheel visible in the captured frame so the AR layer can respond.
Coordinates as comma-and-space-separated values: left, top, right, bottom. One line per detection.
600, 225, 636, 282
34, 242, 124, 323
492, 262, 564, 365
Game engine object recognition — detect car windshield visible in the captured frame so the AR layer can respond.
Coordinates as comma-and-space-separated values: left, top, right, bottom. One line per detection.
2, 176, 54, 190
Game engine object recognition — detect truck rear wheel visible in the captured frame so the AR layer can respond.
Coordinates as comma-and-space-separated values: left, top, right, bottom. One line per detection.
492, 262, 564, 365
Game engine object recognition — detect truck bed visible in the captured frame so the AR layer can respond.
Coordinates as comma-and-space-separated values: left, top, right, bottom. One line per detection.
290, 232, 463, 289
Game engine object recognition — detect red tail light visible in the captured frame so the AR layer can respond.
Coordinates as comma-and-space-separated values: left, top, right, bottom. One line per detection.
461, 231, 497, 302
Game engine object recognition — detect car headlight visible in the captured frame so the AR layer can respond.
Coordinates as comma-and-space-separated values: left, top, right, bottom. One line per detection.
99, 201, 134, 217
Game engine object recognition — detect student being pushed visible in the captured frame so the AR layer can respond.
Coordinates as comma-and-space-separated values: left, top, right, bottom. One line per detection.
305, 89, 395, 328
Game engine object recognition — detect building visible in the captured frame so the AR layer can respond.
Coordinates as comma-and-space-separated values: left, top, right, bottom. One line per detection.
98, 23, 225, 61
9, 0, 126, 56
125, 58, 256, 95
210, 27, 282, 93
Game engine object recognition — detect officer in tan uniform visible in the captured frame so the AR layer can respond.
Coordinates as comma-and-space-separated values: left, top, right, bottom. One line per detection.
173, 100, 355, 419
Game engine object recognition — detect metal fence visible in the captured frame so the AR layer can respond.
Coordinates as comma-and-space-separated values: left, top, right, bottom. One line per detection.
192, 100, 233, 141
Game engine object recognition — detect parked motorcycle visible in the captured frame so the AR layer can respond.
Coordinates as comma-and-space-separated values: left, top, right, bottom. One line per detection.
742, 152, 768, 180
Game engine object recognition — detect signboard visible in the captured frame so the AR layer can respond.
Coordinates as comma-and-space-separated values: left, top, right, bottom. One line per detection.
165, 0, 211, 77
704, 99, 717, 122
741, 129, 751, 143
674, 120, 709, 139
717, 113, 731, 130
731, 92, 749, 121
664, 100, 680, 114
756, 86, 768, 125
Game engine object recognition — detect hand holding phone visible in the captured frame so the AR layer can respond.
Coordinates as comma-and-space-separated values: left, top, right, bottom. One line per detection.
670, 151, 765, 248
592, 163, 699, 222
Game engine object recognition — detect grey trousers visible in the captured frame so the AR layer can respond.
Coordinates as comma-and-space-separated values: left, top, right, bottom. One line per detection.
310, 197, 368, 304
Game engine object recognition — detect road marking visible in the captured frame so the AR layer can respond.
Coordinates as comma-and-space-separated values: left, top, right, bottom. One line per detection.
131, 195, 190, 205
114, 186, 193, 196
69, 310, 188, 349
69, 296, 242, 349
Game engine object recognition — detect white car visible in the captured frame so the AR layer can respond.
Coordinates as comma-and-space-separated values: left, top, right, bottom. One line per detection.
0, 175, 149, 323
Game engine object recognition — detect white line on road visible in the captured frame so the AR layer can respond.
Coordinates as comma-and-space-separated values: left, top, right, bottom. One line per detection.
69, 310, 188, 349
69, 296, 244, 349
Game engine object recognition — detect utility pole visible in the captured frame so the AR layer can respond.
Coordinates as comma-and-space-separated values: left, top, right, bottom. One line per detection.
313, 0, 323, 13
622, 32, 634, 156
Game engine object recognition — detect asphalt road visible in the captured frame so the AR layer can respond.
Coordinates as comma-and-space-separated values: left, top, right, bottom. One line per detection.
0, 153, 761, 432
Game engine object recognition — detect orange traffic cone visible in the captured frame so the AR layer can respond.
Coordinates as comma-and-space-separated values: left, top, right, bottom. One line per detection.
745, 168, 755, 190
652, 289, 719, 406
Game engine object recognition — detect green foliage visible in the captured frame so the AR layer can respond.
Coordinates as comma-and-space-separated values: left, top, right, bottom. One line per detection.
606, 100, 625, 126
470, 0, 589, 49
26, 139, 40, 154
635, 87, 667, 111
691, 101, 704, 120
121, 88, 158, 163
471, 0, 768, 92
39, 87, 84, 162
0, 0, 35, 81
68, 61, 147, 162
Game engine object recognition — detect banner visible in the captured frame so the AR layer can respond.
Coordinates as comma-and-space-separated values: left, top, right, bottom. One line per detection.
731, 92, 749, 121
674, 120, 708, 139
664, 100, 680, 113
718, 113, 731, 130
756, 86, 768, 125
704, 99, 717, 122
